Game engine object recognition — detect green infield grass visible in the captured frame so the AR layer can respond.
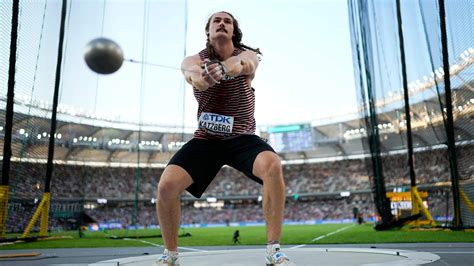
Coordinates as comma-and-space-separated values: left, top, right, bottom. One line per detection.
1, 223, 472, 250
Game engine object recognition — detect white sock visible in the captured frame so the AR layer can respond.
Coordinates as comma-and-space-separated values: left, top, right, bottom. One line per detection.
266, 243, 281, 254
164, 249, 179, 257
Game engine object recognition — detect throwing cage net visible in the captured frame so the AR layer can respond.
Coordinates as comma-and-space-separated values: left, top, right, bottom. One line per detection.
348, 0, 473, 229
0, 0, 190, 240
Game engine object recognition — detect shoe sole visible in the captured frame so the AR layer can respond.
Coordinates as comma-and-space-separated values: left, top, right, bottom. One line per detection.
157, 262, 179, 266
266, 262, 296, 266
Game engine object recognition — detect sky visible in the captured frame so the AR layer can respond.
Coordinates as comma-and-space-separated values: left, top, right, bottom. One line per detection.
0, 0, 359, 130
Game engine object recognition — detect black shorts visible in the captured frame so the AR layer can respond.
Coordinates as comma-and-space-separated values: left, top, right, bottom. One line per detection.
168, 134, 275, 198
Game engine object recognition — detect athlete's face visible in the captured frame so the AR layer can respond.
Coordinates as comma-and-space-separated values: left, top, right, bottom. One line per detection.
208, 12, 234, 41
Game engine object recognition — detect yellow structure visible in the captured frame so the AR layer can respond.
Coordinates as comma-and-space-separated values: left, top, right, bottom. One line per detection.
386, 188, 437, 227
0, 185, 9, 238
22, 192, 51, 238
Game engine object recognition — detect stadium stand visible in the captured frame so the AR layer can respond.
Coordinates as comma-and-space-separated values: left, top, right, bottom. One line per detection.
1, 84, 472, 232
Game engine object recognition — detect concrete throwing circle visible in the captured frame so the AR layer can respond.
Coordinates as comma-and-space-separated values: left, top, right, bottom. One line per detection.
91, 247, 440, 266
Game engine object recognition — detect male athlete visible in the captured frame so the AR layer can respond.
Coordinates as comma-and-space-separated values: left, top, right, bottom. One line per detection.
156, 11, 292, 266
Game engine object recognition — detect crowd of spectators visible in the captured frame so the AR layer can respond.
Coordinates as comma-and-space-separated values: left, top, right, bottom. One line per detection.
80, 195, 377, 226
8, 146, 470, 199
4, 145, 472, 231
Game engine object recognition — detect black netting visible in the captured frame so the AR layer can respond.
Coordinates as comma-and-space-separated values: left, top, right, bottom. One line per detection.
348, 0, 473, 228
1, 1, 60, 235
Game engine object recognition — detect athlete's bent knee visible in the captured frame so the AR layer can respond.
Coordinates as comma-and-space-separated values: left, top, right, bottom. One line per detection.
157, 180, 181, 201
255, 153, 284, 182
266, 158, 283, 178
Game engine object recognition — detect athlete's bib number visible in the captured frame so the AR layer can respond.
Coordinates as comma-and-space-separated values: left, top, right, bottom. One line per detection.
198, 112, 233, 135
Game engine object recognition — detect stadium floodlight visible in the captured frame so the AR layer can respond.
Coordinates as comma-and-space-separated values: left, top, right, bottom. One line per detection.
340, 191, 350, 197
206, 197, 217, 203
97, 198, 107, 204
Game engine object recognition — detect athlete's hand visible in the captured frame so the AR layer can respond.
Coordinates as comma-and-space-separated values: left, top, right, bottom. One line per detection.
201, 59, 223, 86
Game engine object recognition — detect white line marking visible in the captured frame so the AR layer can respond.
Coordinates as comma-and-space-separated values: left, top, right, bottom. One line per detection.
178, 246, 209, 252
290, 224, 356, 249
123, 238, 163, 247
289, 244, 307, 249
123, 238, 209, 252
433, 252, 474, 254
311, 225, 355, 242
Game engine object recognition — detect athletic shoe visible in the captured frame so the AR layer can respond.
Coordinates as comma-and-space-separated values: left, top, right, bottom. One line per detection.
156, 249, 179, 266
266, 244, 294, 265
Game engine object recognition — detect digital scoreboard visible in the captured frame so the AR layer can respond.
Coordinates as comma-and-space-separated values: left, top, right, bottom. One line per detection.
266, 124, 314, 153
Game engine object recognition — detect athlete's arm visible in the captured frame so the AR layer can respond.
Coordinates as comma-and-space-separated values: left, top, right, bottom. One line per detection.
221, 50, 259, 78
181, 54, 220, 91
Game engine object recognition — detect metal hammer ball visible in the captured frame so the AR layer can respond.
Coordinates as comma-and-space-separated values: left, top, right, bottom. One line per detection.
84, 38, 124, 74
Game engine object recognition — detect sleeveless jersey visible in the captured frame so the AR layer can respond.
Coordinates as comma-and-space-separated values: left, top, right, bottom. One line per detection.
194, 48, 256, 140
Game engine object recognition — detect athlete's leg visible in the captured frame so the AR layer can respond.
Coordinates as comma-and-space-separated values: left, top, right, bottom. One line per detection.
252, 151, 286, 243
156, 165, 193, 251
224, 136, 290, 265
